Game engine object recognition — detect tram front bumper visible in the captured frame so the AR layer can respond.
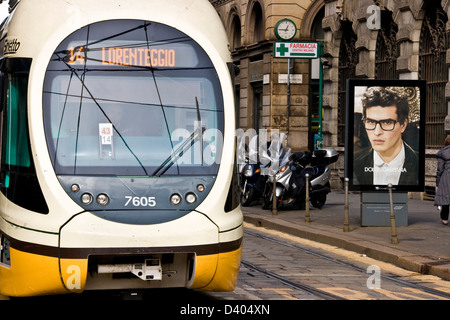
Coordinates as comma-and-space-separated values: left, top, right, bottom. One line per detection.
57, 209, 242, 293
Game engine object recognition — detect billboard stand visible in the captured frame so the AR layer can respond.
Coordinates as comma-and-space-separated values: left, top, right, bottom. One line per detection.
360, 192, 408, 227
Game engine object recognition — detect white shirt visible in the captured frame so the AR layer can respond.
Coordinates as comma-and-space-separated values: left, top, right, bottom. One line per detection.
373, 143, 406, 185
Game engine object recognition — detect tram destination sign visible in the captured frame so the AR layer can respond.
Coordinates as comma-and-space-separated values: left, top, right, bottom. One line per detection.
274, 41, 320, 59
65, 41, 199, 68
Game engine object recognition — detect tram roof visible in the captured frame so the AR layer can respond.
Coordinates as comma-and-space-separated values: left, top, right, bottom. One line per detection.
0, 0, 231, 63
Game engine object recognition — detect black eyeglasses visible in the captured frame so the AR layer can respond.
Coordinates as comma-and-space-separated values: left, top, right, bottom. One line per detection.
362, 118, 399, 131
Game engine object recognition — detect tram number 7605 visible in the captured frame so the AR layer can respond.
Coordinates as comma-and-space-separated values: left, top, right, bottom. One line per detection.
125, 196, 157, 207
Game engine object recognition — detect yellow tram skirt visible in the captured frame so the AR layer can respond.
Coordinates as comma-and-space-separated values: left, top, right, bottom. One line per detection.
192, 246, 242, 291
0, 245, 242, 297
0, 248, 67, 297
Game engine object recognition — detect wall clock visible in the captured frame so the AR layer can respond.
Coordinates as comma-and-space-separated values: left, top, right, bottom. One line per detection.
275, 19, 297, 41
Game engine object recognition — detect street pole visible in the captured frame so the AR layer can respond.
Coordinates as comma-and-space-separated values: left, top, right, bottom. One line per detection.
388, 184, 399, 244
344, 178, 350, 232
317, 42, 324, 150
286, 58, 291, 145
305, 174, 311, 222
272, 174, 277, 215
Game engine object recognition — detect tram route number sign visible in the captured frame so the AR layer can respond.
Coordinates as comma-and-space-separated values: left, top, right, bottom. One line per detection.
99, 123, 113, 145
274, 41, 320, 59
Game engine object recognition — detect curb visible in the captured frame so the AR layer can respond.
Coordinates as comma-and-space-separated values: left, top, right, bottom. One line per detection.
244, 213, 450, 281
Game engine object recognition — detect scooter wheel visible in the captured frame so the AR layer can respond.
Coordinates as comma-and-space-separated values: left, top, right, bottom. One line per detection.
262, 197, 271, 210
241, 188, 256, 206
262, 194, 280, 210
311, 194, 327, 209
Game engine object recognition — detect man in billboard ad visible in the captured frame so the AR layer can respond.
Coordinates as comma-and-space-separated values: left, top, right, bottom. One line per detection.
345, 79, 426, 192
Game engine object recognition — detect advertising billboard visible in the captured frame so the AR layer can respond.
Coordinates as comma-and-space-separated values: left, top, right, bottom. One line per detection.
345, 79, 426, 192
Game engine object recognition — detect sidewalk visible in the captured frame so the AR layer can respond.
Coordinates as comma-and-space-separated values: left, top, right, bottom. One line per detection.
242, 190, 450, 281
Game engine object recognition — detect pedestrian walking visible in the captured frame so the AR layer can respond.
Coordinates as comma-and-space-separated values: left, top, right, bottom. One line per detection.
435, 135, 450, 225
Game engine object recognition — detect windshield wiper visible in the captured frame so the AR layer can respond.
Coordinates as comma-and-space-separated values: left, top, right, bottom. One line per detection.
151, 97, 204, 176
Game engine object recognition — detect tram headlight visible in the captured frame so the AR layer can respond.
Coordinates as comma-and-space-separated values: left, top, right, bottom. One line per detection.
96, 193, 109, 206
185, 193, 197, 204
81, 193, 93, 205
170, 194, 182, 205
197, 184, 205, 192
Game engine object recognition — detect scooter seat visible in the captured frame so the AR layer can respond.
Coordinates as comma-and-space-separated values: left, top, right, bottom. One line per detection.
289, 151, 311, 166
303, 166, 319, 177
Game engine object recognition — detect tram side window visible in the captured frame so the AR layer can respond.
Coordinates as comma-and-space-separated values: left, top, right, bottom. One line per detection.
5, 75, 30, 168
0, 71, 48, 214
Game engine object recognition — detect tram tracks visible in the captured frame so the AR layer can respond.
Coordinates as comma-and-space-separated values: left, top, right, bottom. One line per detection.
240, 259, 346, 300
243, 229, 450, 300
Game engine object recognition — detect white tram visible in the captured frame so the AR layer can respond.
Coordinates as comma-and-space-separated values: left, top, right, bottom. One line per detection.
0, 0, 243, 297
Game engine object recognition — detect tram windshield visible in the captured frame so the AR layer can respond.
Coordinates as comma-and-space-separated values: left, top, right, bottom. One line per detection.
43, 20, 224, 176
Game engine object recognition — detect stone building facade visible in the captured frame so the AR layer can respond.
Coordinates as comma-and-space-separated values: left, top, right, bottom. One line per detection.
210, 0, 450, 194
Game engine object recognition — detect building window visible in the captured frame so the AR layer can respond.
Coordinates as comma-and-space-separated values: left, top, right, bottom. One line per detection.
252, 83, 263, 132
248, 1, 264, 44
375, 11, 399, 80
419, 3, 448, 148
231, 13, 241, 50
338, 21, 358, 147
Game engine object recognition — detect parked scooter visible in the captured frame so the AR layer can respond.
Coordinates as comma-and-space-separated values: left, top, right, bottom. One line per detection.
237, 135, 267, 206
239, 159, 264, 206
262, 148, 339, 210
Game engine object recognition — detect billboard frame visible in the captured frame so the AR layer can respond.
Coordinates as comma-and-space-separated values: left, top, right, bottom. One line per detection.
344, 79, 427, 192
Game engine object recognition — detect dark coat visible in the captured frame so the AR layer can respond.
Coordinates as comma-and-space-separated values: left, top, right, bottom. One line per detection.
435, 145, 450, 206
353, 142, 419, 186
